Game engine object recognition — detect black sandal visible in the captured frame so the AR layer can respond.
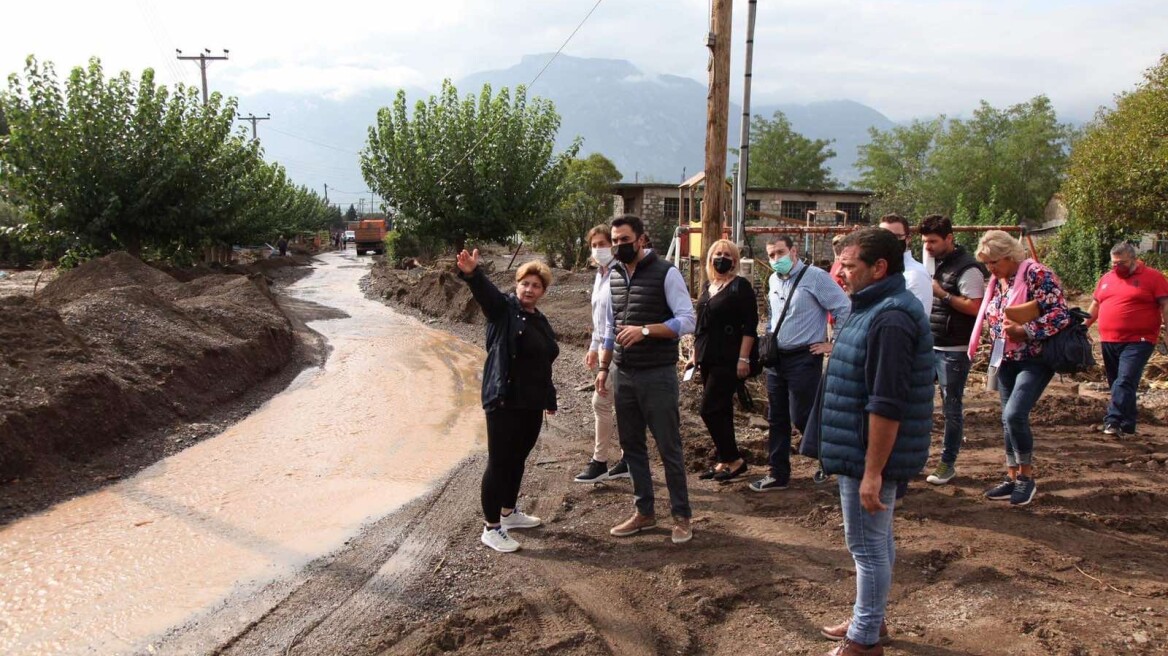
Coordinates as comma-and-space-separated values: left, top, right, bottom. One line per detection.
699, 467, 719, 480
714, 462, 748, 482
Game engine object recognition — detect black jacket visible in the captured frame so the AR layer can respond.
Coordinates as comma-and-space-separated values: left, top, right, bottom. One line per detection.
460, 267, 559, 412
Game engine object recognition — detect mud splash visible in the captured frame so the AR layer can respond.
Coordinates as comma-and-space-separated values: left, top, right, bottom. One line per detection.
0, 251, 486, 654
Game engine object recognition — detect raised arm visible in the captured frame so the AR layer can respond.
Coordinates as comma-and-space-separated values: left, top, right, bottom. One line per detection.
456, 248, 509, 321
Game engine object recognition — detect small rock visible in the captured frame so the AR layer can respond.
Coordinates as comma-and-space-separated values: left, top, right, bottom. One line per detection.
1133, 630, 1149, 645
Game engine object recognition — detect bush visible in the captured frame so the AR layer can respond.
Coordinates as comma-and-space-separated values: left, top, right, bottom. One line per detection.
1044, 216, 1127, 294
385, 229, 441, 264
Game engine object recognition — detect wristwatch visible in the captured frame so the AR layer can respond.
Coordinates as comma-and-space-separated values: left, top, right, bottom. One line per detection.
641, 326, 650, 337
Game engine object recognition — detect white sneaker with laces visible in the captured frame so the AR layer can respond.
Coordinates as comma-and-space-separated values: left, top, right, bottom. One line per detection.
481, 526, 520, 552
500, 510, 542, 530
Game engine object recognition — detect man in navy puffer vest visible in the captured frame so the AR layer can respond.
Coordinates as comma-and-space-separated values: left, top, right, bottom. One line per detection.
813, 227, 934, 656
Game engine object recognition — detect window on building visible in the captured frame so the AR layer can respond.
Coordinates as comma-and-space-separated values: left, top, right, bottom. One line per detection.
780, 200, 817, 222
835, 202, 868, 225
664, 197, 680, 220
745, 199, 761, 216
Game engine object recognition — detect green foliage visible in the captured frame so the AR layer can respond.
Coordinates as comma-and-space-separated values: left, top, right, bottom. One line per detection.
1063, 53, 1168, 232
739, 111, 837, 189
345, 204, 358, 222
857, 97, 1073, 222
0, 56, 334, 262
531, 153, 622, 269
384, 229, 439, 262
951, 187, 1018, 252
360, 80, 579, 252
1043, 215, 1128, 294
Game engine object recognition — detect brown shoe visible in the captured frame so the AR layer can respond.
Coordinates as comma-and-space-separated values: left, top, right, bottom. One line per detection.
671, 516, 693, 544
822, 638, 883, 656
610, 512, 656, 537
821, 618, 890, 644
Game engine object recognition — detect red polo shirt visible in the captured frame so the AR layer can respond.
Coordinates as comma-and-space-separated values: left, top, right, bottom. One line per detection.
1094, 261, 1168, 343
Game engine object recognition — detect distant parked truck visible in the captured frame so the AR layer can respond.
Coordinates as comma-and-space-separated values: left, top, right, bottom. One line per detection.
353, 219, 387, 255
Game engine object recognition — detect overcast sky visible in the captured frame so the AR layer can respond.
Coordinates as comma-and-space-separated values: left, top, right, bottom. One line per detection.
3, 0, 1165, 123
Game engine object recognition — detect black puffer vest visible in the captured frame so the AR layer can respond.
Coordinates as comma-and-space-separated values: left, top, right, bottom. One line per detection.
610, 251, 678, 369
930, 245, 987, 347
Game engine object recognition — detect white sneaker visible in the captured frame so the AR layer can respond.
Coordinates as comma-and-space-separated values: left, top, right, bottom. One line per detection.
481, 526, 520, 553
500, 509, 542, 530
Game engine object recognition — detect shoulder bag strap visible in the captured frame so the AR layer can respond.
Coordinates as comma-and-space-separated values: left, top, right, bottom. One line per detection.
774, 262, 810, 336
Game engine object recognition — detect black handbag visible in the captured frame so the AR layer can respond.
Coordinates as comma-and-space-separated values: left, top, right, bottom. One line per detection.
758, 263, 809, 368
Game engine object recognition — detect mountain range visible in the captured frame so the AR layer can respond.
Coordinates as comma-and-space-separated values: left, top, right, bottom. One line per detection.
248, 54, 897, 206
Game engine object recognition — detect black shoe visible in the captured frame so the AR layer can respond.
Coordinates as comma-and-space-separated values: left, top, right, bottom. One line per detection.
714, 462, 748, 482
606, 459, 631, 480
574, 460, 609, 483
699, 467, 718, 480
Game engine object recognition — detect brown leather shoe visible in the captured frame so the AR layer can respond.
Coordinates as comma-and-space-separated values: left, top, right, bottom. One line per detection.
671, 516, 693, 544
821, 638, 884, 656
610, 512, 656, 537
821, 618, 890, 644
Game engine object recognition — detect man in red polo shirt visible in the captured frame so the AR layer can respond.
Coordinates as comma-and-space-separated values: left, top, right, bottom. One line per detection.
1086, 241, 1168, 437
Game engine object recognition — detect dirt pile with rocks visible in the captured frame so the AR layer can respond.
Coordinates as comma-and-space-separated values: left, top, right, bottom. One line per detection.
0, 252, 297, 481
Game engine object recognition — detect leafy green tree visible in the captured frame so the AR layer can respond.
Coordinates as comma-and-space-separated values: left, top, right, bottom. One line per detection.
532, 153, 622, 268
344, 204, 358, 222
740, 110, 837, 189
360, 80, 579, 252
857, 97, 1072, 223
1063, 53, 1168, 231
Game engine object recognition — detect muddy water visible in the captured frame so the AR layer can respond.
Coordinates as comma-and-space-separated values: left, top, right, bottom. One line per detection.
0, 252, 487, 654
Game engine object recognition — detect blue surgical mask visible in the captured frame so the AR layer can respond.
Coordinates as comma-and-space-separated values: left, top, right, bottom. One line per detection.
771, 255, 794, 276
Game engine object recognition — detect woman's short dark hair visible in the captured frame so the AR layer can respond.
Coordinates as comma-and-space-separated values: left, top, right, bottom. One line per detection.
840, 227, 905, 276
919, 214, 953, 238
611, 214, 645, 237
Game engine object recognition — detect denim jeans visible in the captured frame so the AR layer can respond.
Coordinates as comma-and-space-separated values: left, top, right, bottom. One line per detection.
996, 358, 1055, 467
839, 475, 898, 646
933, 350, 972, 466
1102, 341, 1154, 433
765, 350, 823, 481
615, 365, 691, 519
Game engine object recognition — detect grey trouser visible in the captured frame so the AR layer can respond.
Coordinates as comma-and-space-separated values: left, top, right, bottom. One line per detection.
614, 364, 691, 519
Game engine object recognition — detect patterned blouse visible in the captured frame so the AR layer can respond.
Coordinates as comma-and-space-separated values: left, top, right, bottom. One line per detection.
985, 261, 1071, 362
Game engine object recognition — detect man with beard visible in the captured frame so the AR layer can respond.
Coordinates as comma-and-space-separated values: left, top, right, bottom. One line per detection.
813, 227, 933, 655
1086, 241, 1168, 437
596, 214, 697, 544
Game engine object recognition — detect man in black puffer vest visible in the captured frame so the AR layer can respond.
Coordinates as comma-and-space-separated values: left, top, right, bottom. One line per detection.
920, 215, 987, 486
596, 215, 697, 545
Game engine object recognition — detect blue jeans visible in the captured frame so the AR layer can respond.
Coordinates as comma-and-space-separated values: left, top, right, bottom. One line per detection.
1102, 341, 1154, 433
839, 475, 898, 646
934, 350, 972, 466
996, 358, 1055, 467
765, 350, 823, 481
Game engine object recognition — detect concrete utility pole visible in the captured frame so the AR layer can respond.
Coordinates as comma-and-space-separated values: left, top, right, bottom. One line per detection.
324, 184, 329, 203
176, 49, 229, 105
735, 0, 758, 247
237, 113, 270, 140
701, 0, 732, 286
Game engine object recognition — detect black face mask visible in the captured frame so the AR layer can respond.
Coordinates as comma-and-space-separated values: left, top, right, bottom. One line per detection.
614, 242, 639, 264
712, 256, 733, 274
896, 237, 908, 255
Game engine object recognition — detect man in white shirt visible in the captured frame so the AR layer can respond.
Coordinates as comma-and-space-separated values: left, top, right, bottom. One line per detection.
879, 214, 932, 315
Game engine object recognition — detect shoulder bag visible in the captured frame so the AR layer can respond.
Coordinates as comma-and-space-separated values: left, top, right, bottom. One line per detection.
758, 263, 809, 369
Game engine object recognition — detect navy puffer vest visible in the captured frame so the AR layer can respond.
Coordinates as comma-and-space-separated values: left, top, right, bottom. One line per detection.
820, 275, 934, 481
610, 251, 678, 369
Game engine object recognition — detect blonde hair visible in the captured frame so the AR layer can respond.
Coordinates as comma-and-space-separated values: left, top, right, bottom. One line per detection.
704, 239, 741, 281
515, 260, 552, 289
976, 230, 1026, 263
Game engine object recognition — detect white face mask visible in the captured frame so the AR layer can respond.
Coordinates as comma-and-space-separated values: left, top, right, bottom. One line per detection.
592, 247, 615, 267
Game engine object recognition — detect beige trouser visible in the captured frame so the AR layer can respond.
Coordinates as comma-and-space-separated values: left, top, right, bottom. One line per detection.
592, 363, 623, 463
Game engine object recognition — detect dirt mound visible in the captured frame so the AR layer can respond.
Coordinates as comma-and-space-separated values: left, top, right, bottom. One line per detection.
366, 260, 597, 348
0, 252, 294, 481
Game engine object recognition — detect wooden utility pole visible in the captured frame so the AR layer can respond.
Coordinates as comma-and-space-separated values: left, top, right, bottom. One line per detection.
176, 49, 229, 105
700, 0, 732, 288
237, 113, 270, 140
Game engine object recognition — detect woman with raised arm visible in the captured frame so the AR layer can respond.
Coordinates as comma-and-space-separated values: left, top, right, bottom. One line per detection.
456, 248, 559, 552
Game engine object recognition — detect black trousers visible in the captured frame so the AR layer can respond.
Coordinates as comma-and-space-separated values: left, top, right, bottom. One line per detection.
699, 364, 742, 463
481, 407, 544, 524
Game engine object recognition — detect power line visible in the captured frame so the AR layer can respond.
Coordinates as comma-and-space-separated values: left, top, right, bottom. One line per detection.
433, 0, 604, 186
176, 48, 229, 104
237, 112, 271, 140
267, 126, 360, 153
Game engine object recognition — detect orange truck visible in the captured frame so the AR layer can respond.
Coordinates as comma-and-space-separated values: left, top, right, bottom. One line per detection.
353, 219, 387, 256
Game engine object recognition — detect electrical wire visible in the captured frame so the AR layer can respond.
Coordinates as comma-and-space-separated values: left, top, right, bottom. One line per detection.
433, 0, 604, 186
267, 126, 362, 154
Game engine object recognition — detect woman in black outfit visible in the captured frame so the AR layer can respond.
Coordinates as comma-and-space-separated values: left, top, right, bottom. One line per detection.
690, 239, 758, 482
456, 248, 559, 553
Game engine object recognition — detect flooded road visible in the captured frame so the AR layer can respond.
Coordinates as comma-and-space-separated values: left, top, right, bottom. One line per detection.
0, 251, 487, 654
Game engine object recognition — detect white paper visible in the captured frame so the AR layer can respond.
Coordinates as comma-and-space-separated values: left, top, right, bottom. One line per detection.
989, 338, 1006, 368
683, 365, 695, 382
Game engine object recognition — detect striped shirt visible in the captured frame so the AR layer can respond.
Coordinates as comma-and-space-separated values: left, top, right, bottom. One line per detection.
768, 260, 852, 349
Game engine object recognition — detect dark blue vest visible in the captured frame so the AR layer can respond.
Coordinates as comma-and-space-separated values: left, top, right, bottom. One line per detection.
819, 275, 934, 481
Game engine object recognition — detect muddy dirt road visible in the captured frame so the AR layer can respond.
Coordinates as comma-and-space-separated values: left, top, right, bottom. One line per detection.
0, 252, 486, 654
